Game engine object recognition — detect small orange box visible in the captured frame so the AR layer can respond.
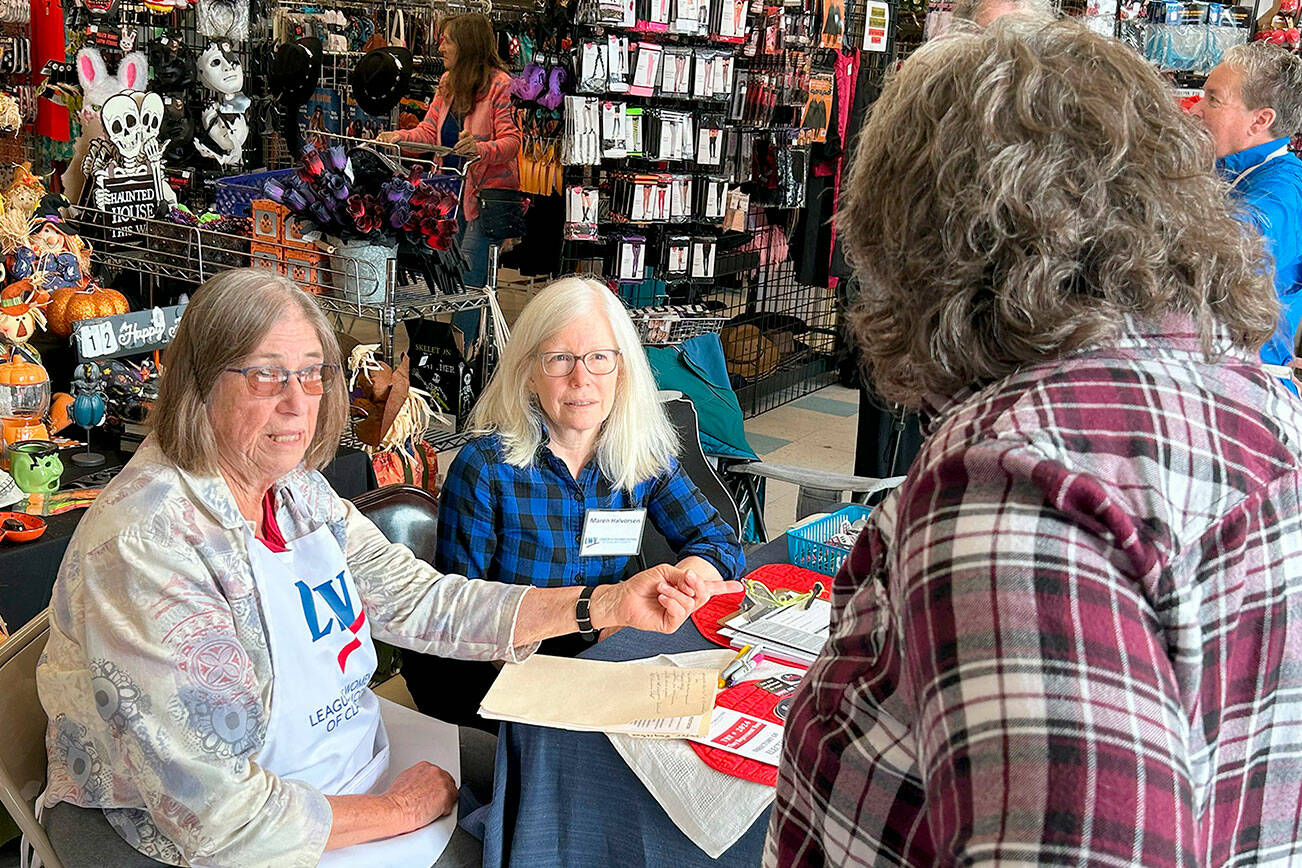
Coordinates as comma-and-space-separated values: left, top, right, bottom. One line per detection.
286, 249, 326, 293
252, 198, 289, 243
250, 240, 286, 275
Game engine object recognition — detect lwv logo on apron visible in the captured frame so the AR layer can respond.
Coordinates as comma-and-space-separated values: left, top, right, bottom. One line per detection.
295, 571, 368, 672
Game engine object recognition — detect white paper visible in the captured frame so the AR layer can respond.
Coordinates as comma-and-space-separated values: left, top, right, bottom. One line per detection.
318, 698, 460, 867
864, 0, 891, 51
606, 650, 774, 859
687, 707, 783, 765
730, 599, 830, 656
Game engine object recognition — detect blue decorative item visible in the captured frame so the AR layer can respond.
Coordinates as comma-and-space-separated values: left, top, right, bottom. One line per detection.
70, 363, 107, 467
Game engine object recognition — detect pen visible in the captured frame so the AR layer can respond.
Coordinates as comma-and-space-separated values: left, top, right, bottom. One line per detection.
724, 653, 765, 687
719, 644, 751, 688
720, 644, 762, 686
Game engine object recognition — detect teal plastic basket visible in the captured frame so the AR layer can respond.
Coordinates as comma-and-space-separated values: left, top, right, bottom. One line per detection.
786, 503, 874, 576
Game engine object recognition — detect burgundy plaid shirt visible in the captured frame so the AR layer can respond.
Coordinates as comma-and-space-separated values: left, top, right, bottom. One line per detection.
768, 317, 1302, 866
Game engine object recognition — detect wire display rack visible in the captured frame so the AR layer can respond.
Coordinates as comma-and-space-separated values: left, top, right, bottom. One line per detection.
627, 303, 728, 345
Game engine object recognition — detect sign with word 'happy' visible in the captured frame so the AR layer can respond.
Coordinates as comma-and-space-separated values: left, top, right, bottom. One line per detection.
72, 303, 186, 361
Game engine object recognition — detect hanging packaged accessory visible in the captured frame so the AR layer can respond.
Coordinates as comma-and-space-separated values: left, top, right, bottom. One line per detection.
477, 188, 529, 242
628, 41, 662, 96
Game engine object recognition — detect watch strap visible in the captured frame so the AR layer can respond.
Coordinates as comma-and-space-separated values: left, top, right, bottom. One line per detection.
576, 585, 598, 642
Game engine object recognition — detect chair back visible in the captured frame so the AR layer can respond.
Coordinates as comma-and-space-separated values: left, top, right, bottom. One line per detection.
352, 484, 441, 565
638, 396, 742, 572
0, 610, 62, 868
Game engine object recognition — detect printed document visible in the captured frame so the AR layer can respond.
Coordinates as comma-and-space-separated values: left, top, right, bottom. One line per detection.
479, 654, 716, 737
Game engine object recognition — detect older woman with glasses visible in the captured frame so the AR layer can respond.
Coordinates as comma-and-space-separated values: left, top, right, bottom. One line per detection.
35, 269, 737, 868
401, 276, 745, 729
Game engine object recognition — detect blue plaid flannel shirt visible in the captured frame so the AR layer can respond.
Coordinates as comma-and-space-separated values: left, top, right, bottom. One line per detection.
436, 433, 744, 587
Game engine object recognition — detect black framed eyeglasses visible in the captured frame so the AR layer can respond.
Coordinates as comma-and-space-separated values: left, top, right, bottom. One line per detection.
536, 349, 621, 377
224, 363, 340, 397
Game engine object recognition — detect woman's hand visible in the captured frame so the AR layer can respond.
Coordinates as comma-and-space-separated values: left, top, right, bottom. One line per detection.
324, 761, 456, 850
377, 130, 404, 144
453, 130, 482, 157
384, 761, 458, 832
595, 564, 742, 635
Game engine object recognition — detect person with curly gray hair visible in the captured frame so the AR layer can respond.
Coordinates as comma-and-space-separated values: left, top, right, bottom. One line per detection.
1192, 41, 1302, 366
767, 16, 1302, 868
950, 0, 1053, 25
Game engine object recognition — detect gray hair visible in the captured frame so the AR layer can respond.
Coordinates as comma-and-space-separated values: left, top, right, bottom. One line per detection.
469, 276, 677, 491
839, 17, 1277, 408
1222, 42, 1302, 138
151, 268, 347, 474
951, 0, 1054, 24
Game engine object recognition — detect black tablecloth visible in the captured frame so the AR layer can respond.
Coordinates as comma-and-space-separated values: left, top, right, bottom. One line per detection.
0, 445, 376, 632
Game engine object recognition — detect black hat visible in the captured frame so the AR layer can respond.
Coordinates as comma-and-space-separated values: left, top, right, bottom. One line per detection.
350, 46, 413, 116
270, 37, 323, 108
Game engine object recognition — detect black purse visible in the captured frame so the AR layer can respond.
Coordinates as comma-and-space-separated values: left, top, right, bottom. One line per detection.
476, 188, 528, 242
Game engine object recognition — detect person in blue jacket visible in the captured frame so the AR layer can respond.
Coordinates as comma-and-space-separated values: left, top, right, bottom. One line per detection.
1193, 42, 1302, 368
403, 276, 745, 729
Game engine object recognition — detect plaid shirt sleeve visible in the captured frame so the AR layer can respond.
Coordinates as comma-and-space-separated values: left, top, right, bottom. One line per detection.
435, 438, 497, 580
646, 457, 745, 581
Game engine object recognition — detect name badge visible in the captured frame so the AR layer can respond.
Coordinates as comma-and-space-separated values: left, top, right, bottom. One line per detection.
580, 508, 647, 557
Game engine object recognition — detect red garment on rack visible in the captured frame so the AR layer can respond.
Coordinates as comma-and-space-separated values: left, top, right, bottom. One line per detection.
32, 0, 70, 141
827, 50, 860, 289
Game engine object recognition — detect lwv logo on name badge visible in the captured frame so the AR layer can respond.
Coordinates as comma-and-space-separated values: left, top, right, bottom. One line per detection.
295, 571, 367, 671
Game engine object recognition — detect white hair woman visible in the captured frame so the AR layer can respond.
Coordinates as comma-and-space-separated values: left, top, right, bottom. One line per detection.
35, 268, 737, 868
402, 276, 744, 729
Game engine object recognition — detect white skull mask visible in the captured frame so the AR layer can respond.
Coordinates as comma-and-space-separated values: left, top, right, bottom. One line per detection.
137, 91, 163, 144
102, 93, 144, 160
198, 43, 244, 95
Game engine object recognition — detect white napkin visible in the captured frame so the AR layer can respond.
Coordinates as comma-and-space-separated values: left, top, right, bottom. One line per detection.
606, 649, 775, 859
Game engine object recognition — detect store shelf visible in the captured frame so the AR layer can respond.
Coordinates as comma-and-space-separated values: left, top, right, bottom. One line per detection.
71, 204, 497, 365
314, 284, 493, 324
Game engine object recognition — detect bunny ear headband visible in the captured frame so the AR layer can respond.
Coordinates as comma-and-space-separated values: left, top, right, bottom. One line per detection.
76, 47, 148, 108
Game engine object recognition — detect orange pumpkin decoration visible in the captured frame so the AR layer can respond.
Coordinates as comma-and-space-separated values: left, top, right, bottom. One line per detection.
46, 282, 129, 338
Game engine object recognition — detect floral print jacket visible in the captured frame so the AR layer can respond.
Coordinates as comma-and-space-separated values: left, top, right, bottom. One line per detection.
37, 438, 534, 866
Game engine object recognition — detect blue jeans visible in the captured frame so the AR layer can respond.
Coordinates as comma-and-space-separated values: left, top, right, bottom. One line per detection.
460, 217, 490, 289
455, 216, 489, 345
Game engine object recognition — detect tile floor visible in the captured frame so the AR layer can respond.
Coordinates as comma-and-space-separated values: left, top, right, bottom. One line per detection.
739, 384, 860, 534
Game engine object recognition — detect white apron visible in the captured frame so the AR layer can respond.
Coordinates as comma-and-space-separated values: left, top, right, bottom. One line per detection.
248, 522, 459, 868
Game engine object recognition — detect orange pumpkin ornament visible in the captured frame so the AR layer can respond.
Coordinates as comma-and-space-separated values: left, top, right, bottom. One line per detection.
46, 282, 129, 338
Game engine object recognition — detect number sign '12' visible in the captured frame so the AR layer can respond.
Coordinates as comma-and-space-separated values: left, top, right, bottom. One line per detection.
72, 303, 187, 361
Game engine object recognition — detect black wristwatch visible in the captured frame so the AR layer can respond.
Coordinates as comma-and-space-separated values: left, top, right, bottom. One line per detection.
576, 585, 598, 642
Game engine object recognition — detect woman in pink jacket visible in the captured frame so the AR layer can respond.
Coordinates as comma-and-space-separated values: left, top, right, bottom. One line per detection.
380, 13, 521, 288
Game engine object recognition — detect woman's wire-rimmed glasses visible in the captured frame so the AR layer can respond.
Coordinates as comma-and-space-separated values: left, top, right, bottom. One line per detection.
224, 363, 341, 397
536, 349, 621, 377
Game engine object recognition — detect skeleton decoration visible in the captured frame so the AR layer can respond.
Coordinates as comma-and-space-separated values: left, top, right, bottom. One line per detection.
82, 90, 177, 238
193, 42, 249, 167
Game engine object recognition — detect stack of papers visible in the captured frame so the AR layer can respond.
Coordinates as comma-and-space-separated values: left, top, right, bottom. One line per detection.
605, 649, 778, 859
478, 654, 717, 738
719, 599, 831, 666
